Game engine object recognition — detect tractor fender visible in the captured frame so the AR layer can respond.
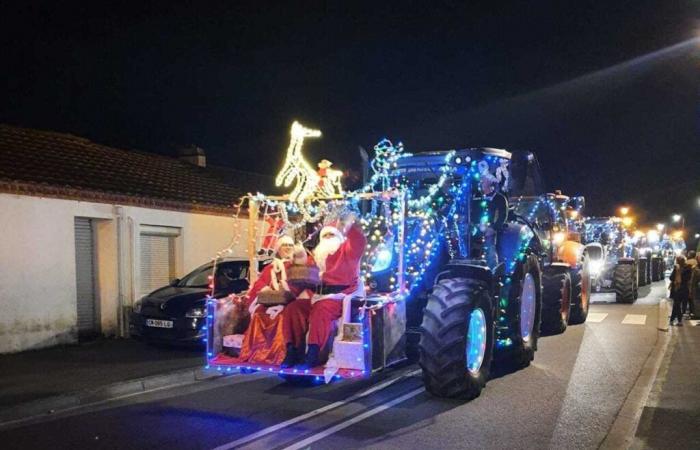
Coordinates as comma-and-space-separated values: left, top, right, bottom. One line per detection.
617, 257, 635, 265
557, 241, 583, 268
436, 260, 495, 288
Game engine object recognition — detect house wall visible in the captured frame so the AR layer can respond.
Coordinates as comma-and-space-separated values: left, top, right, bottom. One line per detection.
0, 193, 247, 354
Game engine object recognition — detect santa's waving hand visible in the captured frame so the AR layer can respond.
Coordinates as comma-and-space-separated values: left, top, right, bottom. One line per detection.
281, 214, 367, 369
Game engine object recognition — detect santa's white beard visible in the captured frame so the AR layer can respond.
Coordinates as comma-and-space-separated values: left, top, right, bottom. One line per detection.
314, 236, 342, 272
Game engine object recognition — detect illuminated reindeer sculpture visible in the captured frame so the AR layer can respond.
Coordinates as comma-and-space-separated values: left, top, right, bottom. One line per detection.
275, 121, 322, 203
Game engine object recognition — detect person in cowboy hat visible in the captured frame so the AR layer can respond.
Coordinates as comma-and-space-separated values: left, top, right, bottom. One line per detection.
281, 213, 366, 369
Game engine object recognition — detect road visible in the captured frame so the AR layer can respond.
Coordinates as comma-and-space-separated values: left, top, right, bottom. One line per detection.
1, 281, 668, 450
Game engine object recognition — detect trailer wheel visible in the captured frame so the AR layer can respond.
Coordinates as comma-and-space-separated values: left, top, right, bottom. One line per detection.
419, 278, 494, 400
540, 269, 571, 335
613, 263, 636, 303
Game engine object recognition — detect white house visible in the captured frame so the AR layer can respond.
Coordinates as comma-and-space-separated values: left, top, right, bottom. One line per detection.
0, 124, 271, 353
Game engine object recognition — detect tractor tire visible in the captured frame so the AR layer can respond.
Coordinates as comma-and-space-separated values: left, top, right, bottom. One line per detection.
419, 278, 494, 400
613, 264, 636, 303
540, 269, 571, 335
638, 258, 649, 286
569, 262, 591, 325
507, 255, 542, 369
651, 257, 663, 282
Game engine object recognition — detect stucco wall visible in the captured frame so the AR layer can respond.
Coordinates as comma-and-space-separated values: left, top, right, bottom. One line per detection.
0, 193, 246, 353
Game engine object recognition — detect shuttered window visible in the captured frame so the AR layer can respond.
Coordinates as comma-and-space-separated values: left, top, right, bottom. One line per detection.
139, 227, 180, 297
75, 217, 98, 335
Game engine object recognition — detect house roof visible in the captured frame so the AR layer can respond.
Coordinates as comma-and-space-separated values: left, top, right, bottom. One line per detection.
0, 124, 274, 215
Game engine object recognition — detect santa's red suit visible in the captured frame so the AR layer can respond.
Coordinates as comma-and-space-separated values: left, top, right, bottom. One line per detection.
283, 223, 366, 350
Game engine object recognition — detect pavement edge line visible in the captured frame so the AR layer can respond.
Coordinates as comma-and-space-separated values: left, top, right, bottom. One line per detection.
0, 365, 220, 426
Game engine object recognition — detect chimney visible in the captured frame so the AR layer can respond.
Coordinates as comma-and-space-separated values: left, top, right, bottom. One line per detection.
176, 145, 206, 167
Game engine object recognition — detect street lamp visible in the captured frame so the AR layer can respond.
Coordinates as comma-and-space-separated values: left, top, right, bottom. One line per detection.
671, 214, 685, 231
656, 223, 665, 232
620, 206, 630, 216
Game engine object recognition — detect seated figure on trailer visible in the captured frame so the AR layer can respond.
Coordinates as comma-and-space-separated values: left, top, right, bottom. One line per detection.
236, 236, 300, 365
281, 214, 367, 369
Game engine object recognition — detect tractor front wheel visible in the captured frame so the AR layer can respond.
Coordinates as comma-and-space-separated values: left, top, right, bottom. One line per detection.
419, 278, 494, 400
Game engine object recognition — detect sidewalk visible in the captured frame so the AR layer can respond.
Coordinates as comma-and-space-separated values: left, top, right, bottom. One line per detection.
0, 338, 205, 421
633, 319, 700, 449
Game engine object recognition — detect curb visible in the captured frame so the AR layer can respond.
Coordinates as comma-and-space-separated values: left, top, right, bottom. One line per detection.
599, 301, 674, 450
0, 366, 223, 427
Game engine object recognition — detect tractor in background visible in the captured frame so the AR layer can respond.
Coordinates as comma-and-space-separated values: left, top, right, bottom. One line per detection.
582, 217, 638, 303
511, 191, 591, 334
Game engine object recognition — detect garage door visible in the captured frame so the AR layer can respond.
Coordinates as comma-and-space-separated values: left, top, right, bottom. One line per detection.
140, 227, 179, 297
75, 217, 98, 336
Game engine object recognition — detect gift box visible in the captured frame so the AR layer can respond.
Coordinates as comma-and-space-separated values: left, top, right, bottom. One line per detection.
257, 289, 294, 306
287, 265, 320, 289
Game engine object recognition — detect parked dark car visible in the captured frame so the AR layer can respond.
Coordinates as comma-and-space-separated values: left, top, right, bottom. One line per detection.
129, 258, 250, 345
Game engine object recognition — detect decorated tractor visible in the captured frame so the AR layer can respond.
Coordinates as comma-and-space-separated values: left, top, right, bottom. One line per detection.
582, 217, 639, 303
205, 122, 548, 400
511, 191, 591, 334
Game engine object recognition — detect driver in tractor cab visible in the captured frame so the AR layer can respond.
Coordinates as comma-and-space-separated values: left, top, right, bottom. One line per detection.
281, 213, 367, 370
480, 174, 508, 267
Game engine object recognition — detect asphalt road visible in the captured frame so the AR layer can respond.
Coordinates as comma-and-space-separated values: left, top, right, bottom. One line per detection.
1, 281, 668, 450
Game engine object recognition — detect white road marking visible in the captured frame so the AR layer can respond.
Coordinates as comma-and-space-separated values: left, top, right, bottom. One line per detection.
212, 369, 421, 450
590, 293, 617, 304
281, 387, 425, 450
621, 314, 647, 325
586, 312, 608, 323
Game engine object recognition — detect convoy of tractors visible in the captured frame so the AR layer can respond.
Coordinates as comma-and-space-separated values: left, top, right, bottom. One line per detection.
206, 125, 675, 401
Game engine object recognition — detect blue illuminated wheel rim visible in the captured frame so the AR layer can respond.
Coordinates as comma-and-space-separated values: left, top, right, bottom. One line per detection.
520, 273, 536, 342
466, 308, 487, 374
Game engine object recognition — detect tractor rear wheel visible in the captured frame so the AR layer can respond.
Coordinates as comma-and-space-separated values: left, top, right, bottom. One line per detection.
614, 264, 636, 303
419, 278, 494, 400
540, 269, 571, 335
569, 261, 591, 325
651, 257, 663, 282
638, 258, 649, 286
507, 256, 542, 368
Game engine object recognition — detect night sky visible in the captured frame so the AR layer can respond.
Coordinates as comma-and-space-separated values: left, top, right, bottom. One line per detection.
2, 1, 699, 230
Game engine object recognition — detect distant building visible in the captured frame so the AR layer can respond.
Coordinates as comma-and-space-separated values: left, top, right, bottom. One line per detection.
0, 124, 271, 353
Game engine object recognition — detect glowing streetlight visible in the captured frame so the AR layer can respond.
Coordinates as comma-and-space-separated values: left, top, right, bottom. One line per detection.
619, 206, 630, 216
672, 214, 682, 222
695, 233, 700, 239
621, 216, 634, 227
656, 223, 665, 232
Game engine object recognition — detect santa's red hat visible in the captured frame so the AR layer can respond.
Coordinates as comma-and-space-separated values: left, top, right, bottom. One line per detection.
319, 221, 343, 240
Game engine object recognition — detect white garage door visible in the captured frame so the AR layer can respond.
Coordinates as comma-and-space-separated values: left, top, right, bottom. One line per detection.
75, 217, 98, 335
140, 227, 179, 297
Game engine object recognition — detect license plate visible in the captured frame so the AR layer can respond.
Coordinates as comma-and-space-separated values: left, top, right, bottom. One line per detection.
146, 319, 173, 329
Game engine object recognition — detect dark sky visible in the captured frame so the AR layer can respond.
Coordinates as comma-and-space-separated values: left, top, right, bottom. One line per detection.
2, 1, 699, 230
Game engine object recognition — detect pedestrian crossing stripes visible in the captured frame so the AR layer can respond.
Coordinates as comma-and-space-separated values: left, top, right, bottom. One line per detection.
585, 313, 650, 325
586, 313, 608, 323
621, 314, 647, 325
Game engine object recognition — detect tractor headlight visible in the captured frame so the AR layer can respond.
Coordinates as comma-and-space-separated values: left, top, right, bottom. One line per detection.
589, 259, 604, 275
371, 247, 393, 273
552, 232, 566, 245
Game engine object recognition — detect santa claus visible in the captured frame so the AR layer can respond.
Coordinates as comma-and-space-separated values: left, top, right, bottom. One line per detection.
281, 214, 366, 369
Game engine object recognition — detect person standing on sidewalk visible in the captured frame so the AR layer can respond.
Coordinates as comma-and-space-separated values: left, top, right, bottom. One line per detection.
688, 254, 700, 319
669, 255, 692, 326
